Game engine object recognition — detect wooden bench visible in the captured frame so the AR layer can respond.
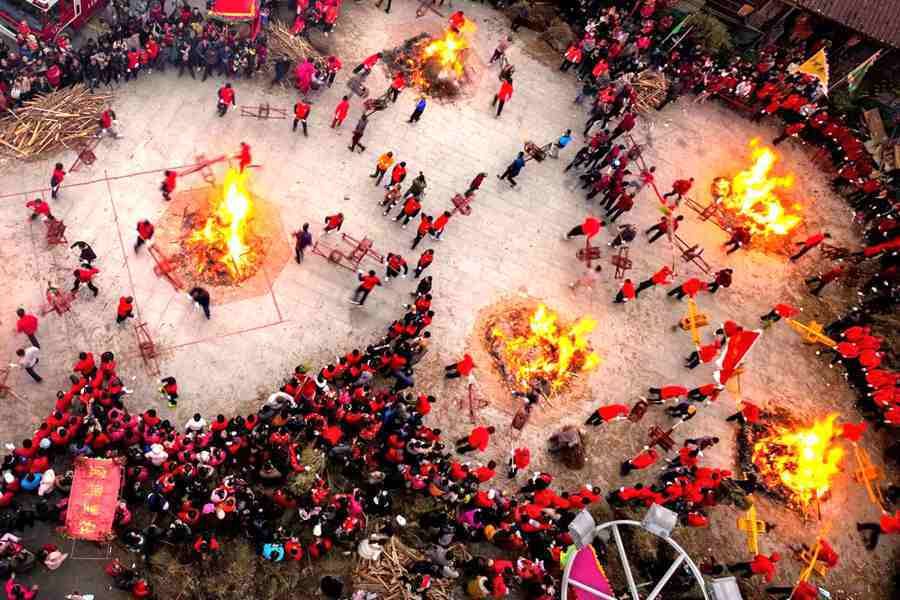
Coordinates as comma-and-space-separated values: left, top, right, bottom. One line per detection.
312, 233, 384, 271
673, 233, 712, 274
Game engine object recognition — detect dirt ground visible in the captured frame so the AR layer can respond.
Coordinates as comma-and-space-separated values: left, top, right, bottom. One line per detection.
0, 2, 896, 599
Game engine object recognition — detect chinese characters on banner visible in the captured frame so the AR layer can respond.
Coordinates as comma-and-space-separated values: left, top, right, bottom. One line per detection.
64, 457, 122, 541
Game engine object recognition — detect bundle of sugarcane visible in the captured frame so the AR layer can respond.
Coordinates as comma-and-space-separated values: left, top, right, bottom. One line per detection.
630, 69, 669, 113
0, 85, 113, 159
265, 20, 326, 70
354, 537, 466, 600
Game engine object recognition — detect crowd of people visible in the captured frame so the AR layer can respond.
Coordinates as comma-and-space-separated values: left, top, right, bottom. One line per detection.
2, 0, 899, 599
550, 0, 897, 416
0, 0, 349, 110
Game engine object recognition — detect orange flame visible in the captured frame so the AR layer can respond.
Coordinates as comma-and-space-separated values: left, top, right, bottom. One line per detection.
492, 304, 601, 391
409, 21, 475, 91
190, 168, 256, 279
752, 413, 844, 507
723, 139, 802, 236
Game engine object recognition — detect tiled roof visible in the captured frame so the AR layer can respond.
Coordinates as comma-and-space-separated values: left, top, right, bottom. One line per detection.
790, 0, 900, 47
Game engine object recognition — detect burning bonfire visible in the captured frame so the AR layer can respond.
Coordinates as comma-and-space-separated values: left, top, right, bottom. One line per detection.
486, 303, 601, 394
749, 413, 844, 511
383, 18, 476, 98
712, 139, 802, 238
183, 168, 263, 284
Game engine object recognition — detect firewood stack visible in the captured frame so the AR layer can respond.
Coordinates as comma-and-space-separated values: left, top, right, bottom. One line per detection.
354, 537, 466, 600
0, 85, 113, 159
266, 20, 327, 70
631, 69, 669, 113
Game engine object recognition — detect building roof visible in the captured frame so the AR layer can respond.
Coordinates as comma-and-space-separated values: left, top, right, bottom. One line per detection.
791, 0, 900, 47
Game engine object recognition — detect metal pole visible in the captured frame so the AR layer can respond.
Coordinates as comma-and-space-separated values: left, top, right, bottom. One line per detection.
612, 524, 642, 600
646, 555, 686, 600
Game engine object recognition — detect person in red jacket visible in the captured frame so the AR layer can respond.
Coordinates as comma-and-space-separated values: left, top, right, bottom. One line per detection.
790, 231, 830, 261
414, 249, 434, 278
727, 553, 780, 583
760, 302, 799, 324
621, 446, 659, 475
508, 446, 530, 478
26, 197, 52, 220
50, 163, 65, 199
430, 211, 451, 240
663, 177, 694, 202
354, 52, 381, 75
387, 71, 406, 103
765, 581, 819, 600
606, 191, 634, 222
384, 253, 408, 281
324, 212, 344, 234
395, 195, 420, 227
333, 95, 350, 128
614, 278, 636, 303
116, 296, 135, 324
805, 264, 846, 296
493, 79, 514, 117
857, 510, 900, 550
351, 270, 381, 306
585, 403, 629, 426
445, 353, 474, 379
293, 100, 311, 136
15, 308, 40, 348
455, 424, 494, 453
113, 301, 140, 333
685, 339, 721, 369
667, 277, 708, 300
609, 112, 636, 141
687, 384, 722, 403
72, 266, 99, 296
237, 142, 252, 172
707, 268, 733, 294
153, 376, 177, 409
560, 44, 582, 72
98, 108, 120, 138
160, 170, 177, 201
411, 213, 433, 250
646, 385, 688, 403
134, 219, 154, 253
646, 214, 684, 244
217, 83, 236, 117
726, 400, 762, 424
634, 265, 673, 296
388, 161, 407, 187
125, 47, 140, 80
564, 215, 603, 240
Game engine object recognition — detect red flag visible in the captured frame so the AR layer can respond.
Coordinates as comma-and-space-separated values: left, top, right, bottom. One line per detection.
714, 329, 762, 385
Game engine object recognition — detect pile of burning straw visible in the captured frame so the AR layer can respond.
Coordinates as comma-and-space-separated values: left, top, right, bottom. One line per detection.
738, 407, 844, 514
484, 301, 600, 395
382, 24, 475, 99
178, 168, 265, 286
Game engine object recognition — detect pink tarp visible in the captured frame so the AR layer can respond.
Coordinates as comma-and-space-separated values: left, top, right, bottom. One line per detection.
568, 545, 614, 600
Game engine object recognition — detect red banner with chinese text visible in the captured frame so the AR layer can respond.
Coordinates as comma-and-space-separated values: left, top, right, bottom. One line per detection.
64, 457, 122, 541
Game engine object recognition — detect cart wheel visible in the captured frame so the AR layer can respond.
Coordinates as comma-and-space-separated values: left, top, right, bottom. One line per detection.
328, 250, 343, 264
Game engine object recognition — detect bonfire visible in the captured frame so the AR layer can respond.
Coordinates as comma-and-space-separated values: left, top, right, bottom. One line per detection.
712, 138, 802, 238
750, 413, 844, 511
183, 168, 263, 285
382, 18, 476, 98
486, 303, 600, 394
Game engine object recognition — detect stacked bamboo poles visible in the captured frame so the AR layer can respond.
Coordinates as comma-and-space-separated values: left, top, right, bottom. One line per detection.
0, 85, 112, 159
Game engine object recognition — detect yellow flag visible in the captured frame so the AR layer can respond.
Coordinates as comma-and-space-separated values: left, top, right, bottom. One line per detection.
797, 48, 829, 88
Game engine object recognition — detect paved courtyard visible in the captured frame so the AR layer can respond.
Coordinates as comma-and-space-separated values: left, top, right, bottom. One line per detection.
0, 4, 896, 599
